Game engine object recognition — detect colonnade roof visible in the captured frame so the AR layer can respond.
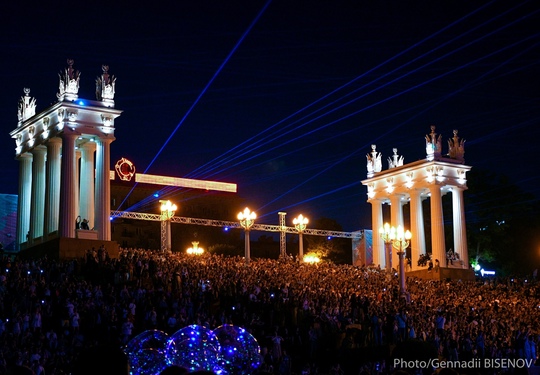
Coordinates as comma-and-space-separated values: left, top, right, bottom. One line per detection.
10, 98, 123, 157
11, 61, 120, 157
361, 158, 472, 202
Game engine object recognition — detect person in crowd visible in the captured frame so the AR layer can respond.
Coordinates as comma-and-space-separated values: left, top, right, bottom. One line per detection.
0, 249, 539, 375
80, 219, 90, 230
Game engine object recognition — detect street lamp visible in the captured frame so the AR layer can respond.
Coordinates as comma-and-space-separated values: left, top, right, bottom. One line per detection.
379, 223, 393, 273
303, 253, 320, 264
293, 214, 309, 261
160, 200, 177, 253
187, 241, 204, 255
390, 225, 412, 298
238, 207, 256, 264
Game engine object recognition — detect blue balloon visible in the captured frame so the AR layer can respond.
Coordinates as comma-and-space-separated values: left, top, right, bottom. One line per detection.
166, 325, 221, 372
125, 330, 170, 375
124, 325, 262, 374
214, 324, 261, 374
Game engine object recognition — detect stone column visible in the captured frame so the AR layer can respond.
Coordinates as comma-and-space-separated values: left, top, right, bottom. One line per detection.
409, 188, 426, 269
452, 186, 469, 268
428, 184, 446, 268
44, 137, 62, 237
95, 137, 113, 241
59, 133, 78, 238
390, 194, 404, 271
75, 150, 81, 224
16, 153, 33, 247
369, 199, 384, 268
29, 146, 47, 243
79, 142, 96, 230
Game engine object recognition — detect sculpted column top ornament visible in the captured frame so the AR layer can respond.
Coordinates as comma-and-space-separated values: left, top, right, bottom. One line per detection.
366, 144, 382, 178
95, 65, 116, 105
425, 125, 442, 161
447, 130, 466, 163
57, 59, 81, 101
17, 88, 37, 124
388, 148, 404, 169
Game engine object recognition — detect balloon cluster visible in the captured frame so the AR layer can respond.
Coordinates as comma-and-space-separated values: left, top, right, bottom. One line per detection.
124, 324, 261, 375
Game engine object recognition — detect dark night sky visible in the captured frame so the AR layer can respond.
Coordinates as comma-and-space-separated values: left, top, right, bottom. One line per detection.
1, 0, 539, 232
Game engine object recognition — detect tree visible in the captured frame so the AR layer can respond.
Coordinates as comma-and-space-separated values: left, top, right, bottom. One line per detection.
304, 217, 351, 264
465, 168, 540, 275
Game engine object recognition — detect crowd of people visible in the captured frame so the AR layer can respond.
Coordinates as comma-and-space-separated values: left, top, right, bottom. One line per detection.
0, 247, 539, 375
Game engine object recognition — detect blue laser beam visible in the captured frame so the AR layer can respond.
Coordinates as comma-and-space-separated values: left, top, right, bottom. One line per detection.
186, 0, 498, 179
188, 1, 533, 180
135, 32, 538, 217
204, 29, 540, 180
113, 0, 272, 215
256, 38, 540, 216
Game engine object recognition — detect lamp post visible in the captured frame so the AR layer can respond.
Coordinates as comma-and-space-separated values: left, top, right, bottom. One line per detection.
391, 225, 412, 297
160, 200, 177, 253
238, 207, 256, 265
187, 241, 204, 255
293, 214, 309, 261
379, 223, 393, 273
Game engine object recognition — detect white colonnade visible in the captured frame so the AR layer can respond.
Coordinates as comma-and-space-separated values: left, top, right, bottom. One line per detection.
10, 61, 121, 249
362, 127, 471, 270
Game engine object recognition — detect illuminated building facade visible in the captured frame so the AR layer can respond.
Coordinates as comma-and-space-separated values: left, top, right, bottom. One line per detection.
10, 61, 120, 252
10, 60, 239, 257
361, 126, 473, 280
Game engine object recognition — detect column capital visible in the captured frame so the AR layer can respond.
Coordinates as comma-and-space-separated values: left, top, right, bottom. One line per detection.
96, 136, 115, 144
409, 187, 426, 195
16, 152, 33, 161
80, 141, 97, 152
61, 132, 79, 141
389, 193, 407, 207
47, 137, 62, 145
30, 145, 47, 155
428, 183, 442, 193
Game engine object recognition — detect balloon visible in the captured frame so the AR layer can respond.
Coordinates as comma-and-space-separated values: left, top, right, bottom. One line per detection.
124, 325, 262, 374
125, 329, 170, 375
166, 325, 221, 372
214, 324, 261, 375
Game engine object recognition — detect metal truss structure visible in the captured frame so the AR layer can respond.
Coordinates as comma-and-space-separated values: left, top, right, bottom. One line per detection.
278, 212, 286, 256
111, 211, 362, 240
160, 220, 167, 252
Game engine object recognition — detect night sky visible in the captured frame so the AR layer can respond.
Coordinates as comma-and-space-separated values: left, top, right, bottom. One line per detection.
1, 0, 539, 232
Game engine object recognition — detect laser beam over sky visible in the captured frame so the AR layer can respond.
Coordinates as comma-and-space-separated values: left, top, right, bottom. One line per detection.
119, 3, 540, 220
3, 0, 539, 231
112, 0, 273, 215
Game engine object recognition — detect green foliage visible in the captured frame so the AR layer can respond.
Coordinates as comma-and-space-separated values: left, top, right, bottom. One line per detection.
465, 168, 540, 276
305, 217, 351, 264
